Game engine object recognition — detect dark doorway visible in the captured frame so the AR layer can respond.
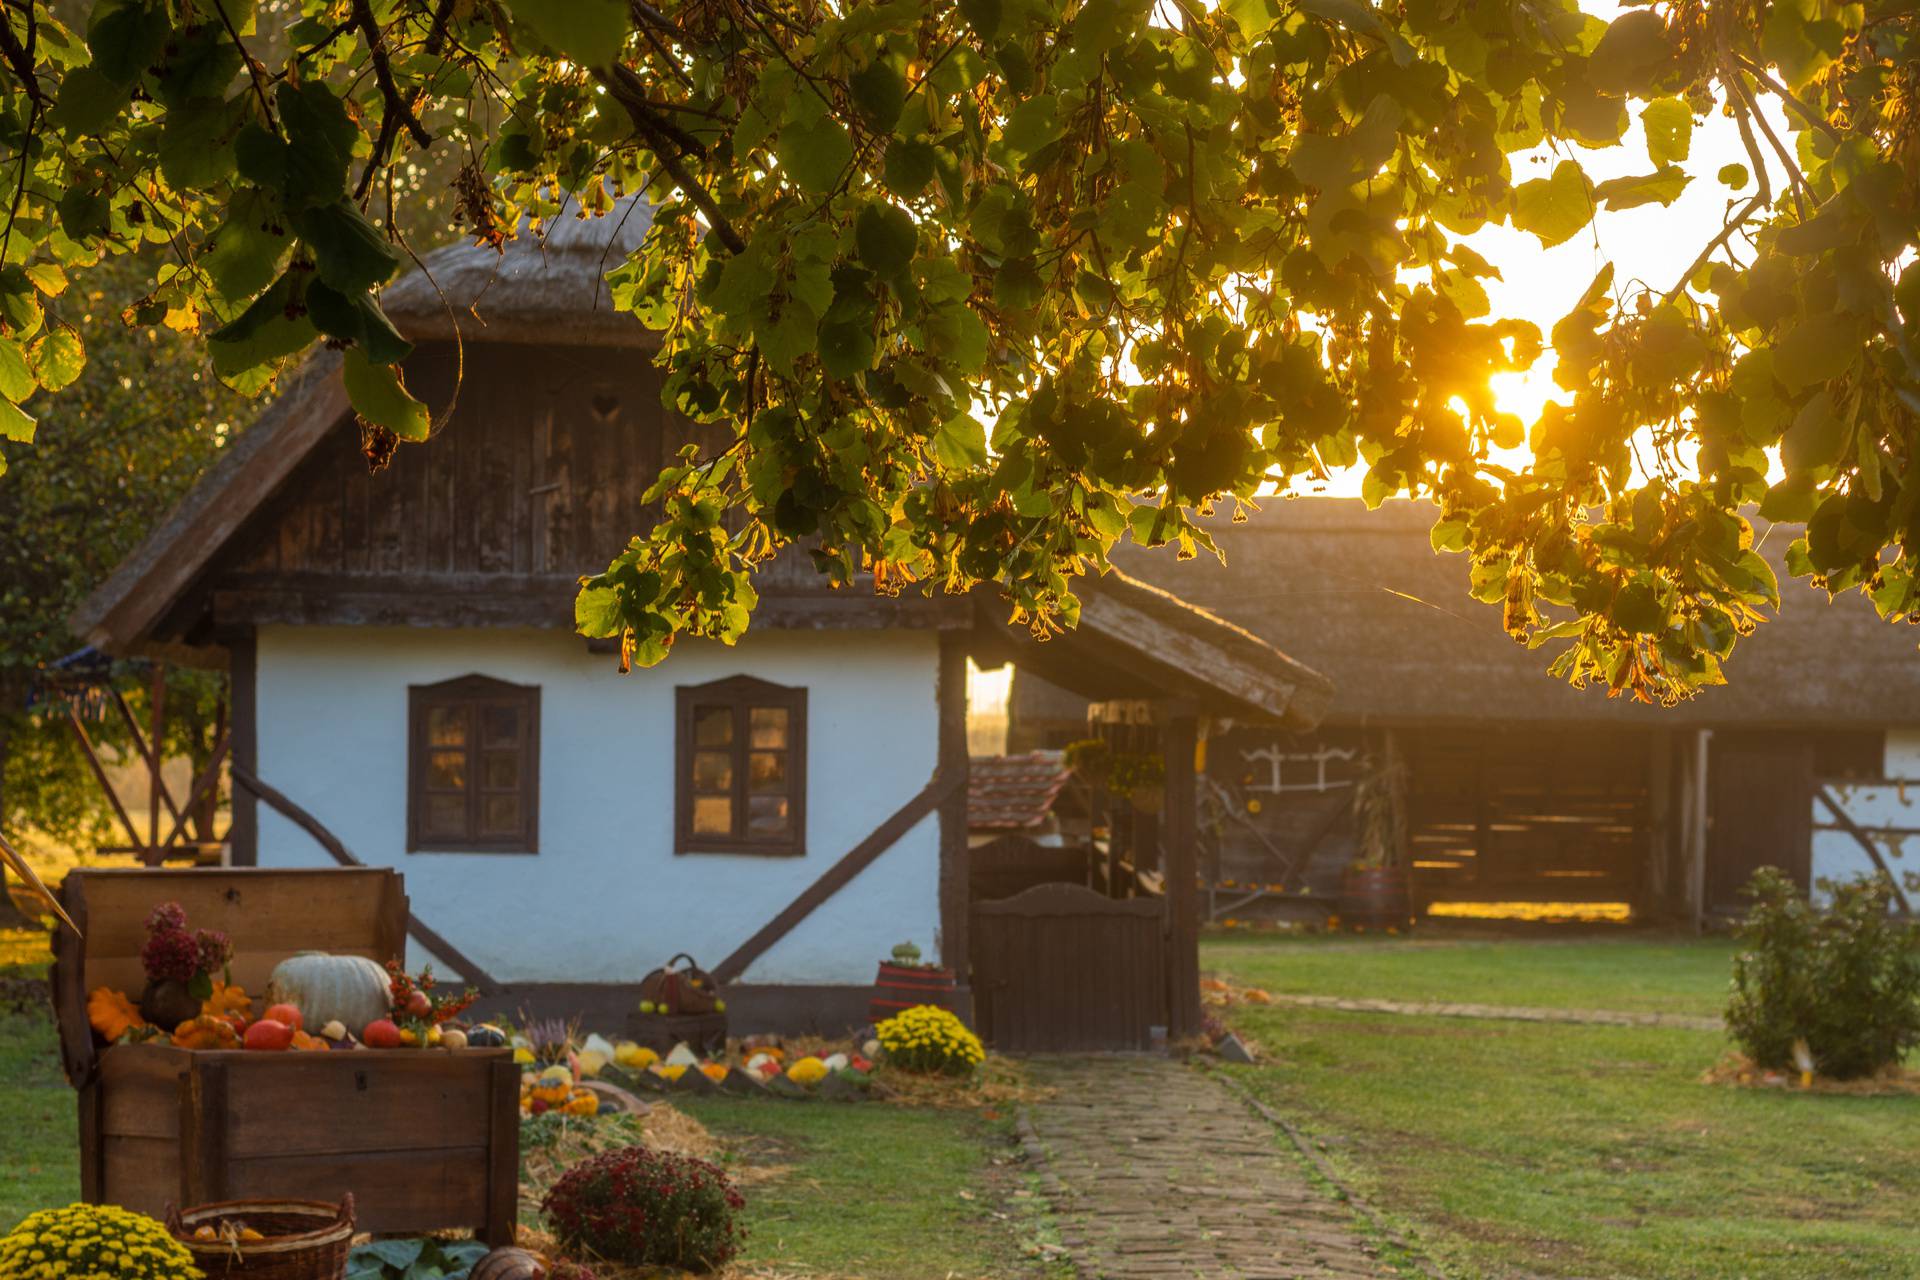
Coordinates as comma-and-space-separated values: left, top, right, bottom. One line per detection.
1707, 733, 1813, 916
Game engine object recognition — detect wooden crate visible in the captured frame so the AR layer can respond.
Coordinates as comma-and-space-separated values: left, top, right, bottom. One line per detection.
51, 867, 518, 1244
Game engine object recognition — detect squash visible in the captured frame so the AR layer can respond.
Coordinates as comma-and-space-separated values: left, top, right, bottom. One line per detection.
265, 952, 391, 1032
470, 1245, 549, 1280
87, 988, 145, 1042
171, 1015, 242, 1051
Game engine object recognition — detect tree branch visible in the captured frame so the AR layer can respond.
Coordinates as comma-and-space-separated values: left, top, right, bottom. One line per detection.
595, 65, 747, 255
354, 0, 433, 148
1735, 55, 1843, 142
0, 7, 45, 106
1663, 58, 1774, 304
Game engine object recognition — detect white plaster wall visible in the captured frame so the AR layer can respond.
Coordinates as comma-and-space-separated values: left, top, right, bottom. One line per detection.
1811, 730, 1920, 894
254, 625, 942, 985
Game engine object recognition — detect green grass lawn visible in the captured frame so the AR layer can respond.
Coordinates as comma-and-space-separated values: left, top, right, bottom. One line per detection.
1203, 931, 1741, 1017
0, 930, 73, 1230
678, 1097, 1052, 1278
1206, 936, 1920, 1280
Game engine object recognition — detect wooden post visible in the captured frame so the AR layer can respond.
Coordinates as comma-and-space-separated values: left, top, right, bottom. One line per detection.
228, 635, 258, 866
1162, 711, 1201, 1040
147, 665, 166, 859
484, 1057, 521, 1246
936, 633, 971, 990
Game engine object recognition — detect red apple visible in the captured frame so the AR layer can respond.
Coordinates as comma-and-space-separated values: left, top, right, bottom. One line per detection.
404, 990, 433, 1019
363, 1018, 404, 1049
243, 1019, 294, 1052
262, 1003, 303, 1031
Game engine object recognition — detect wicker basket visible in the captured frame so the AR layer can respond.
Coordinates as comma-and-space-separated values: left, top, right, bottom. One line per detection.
167, 1195, 355, 1280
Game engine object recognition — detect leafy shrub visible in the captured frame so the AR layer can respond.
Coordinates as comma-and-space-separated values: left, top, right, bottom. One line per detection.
875, 1004, 985, 1075
1726, 868, 1920, 1079
346, 1238, 488, 1280
1, 1203, 202, 1280
541, 1146, 745, 1272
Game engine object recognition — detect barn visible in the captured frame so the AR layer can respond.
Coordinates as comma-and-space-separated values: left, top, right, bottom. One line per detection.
69, 200, 1332, 1043
1010, 497, 1920, 926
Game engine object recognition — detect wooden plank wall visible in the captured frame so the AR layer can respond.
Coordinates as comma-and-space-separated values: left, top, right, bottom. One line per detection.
222, 343, 702, 586
1403, 728, 1651, 905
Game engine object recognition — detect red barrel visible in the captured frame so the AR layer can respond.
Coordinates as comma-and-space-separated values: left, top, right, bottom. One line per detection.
869, 962, 960, 1024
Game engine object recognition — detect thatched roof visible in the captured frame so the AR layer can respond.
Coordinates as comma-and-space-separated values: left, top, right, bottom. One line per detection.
1083, 497, 1920, 729
380, 195, 657, 346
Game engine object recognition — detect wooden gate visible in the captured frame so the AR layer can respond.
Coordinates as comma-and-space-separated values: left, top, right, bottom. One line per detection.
971, 883, 1167, 1052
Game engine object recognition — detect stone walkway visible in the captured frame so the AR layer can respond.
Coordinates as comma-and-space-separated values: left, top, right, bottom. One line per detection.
1261, 993, 1722, 1033
1019, 1057, 1421, 1279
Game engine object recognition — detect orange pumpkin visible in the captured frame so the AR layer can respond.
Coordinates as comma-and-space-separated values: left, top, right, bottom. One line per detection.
289, 1029, 330, 1052
171, 1015, 243, 1051
87, 988, 145, 1042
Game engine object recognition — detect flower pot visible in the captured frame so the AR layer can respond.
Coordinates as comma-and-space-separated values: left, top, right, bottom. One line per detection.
139, 978, 200, 1030
1337, 865, 1413, 932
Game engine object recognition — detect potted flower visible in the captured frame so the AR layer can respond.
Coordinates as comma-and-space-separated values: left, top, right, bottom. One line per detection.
136, 902, 232, 1030
1337, 739, 1412, 931
1109, 751, 1166, 813
869, 940, 960, 1023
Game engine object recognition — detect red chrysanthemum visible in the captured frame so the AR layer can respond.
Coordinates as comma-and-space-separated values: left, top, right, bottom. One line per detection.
145, 902, 188, 935
141, 927, 201, 984
194, 929, 232, 974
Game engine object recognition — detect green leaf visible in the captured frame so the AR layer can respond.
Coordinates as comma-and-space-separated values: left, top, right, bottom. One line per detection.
1511, 160, 1593, 248
276, 81, 359, 209
1610, 580, 1666, 634
305, 281, 414, 365
204, 191, 292, 301
1000, 94, 1062, 160
292, 201, 403, 294
0, 339, 32, 401
935, 412, 988, 468
1587, 9, 1669, 96
850, 59, 907, 133
1641, 97, 1692, 166
353, 1240, 426, 1271
342, 349, 431, 441
855, 202, 917, 279
28, 327, 84, 392
1592, 166, 1690, 210
1773, 319, 1856, 390
87, 0, 170, 86
1718, 162, 1750, 188
57, 187, 111, 242
884, 139, 936, 196
0, 396, 35, 443
959, 0, 1001, 39
504, 0, 630, 68
1781, 388, 1846, 471
48, 66, 133, 135
776, 109, 854, 196
208, 270, 317, 382
818, 320, 877, 380
575, 586, 622, 636
160, 101, 240, 189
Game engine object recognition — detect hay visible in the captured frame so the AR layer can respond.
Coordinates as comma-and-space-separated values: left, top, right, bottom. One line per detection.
521, 1104, 724, 1210
870, 1055, 1053, 1111
1699, 1053, 1920, 1097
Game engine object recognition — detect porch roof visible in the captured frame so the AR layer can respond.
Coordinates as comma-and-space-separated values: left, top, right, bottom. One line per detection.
973, 570, 1334, 731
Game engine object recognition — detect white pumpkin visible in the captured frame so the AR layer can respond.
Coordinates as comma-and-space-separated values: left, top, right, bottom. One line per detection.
265, 951, 391, 1032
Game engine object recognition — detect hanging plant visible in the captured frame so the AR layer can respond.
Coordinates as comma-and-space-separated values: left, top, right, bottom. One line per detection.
1109, 752, 1166, 811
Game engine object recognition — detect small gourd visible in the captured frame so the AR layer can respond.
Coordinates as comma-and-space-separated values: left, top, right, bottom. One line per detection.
265, 951, 391, 1033
466, 1024, 508, 1048
469, 1245, 549, 1280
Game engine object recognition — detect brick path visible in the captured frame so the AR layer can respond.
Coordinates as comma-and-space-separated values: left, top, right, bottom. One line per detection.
1260, 993, 1722, 1033
1019, 1057, 1420, 1279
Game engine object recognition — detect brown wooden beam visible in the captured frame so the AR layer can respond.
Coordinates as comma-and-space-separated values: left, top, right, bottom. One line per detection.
936, 633, 971, 979
227, 635, 258, 865
63, 707, 144, 851
1162, 712, 1202, 1038
108, 687, 185, 835
229, 763, 502, 990
712, 769, 965, 985
160, 735, 230, 855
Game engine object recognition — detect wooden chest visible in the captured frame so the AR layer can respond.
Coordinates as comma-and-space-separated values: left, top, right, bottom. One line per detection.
50, 867, 518, 1244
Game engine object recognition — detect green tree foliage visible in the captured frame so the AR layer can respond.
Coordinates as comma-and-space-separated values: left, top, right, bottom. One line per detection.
1, 0, 1918, 698
0, 251, 237, 853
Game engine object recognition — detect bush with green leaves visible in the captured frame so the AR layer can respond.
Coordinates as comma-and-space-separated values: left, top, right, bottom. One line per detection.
346, 1238, 489, 1280
1726, 868, 1920, 1080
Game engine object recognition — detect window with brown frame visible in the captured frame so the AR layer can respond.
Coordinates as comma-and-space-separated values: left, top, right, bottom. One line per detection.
675, 675, 807, 856
408, 675, 540, 853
